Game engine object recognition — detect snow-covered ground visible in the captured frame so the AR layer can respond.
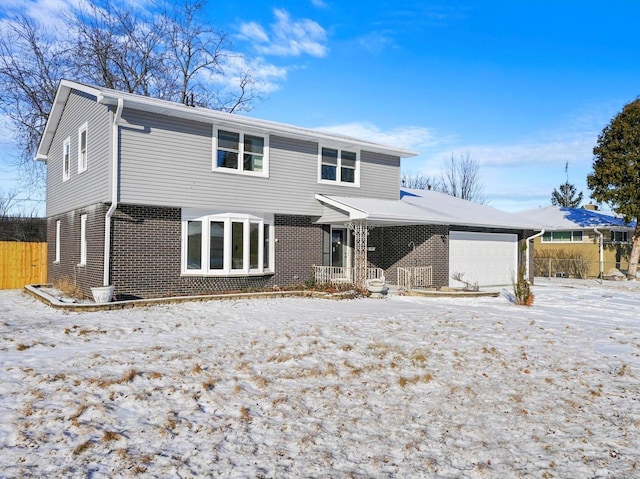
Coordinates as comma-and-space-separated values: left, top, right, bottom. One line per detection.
1, 278, 639, 478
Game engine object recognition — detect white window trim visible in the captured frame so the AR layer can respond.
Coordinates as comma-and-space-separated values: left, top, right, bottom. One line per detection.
78, 122, 88, 173
54, 220, 61, 263
541, 230, 584, 243
610, 230, 629, 243
79, 214, 87, 266
317, 146, 360, 187
181, 210, 274, 276
63, 137, 71, 182
212, 127, 269, 178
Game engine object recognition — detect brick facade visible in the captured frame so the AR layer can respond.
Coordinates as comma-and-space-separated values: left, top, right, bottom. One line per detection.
273, 215, 325, 286
47, 204, 107, 299
48, 202, 529, 300
370, 224, 450, 286
108, 205, 324, 299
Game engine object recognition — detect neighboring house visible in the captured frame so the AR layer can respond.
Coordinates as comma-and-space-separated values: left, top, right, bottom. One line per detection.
36, 80, 536, 300
521, 205, 637, 278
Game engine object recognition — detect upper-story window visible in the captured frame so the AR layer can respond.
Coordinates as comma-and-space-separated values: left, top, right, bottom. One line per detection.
78, 122, 88, 173
319, 147, 359, 186
542, 231, 583, 242
213, 128, 268, 177
610, 230, 629, 243
63, 137, 71, 182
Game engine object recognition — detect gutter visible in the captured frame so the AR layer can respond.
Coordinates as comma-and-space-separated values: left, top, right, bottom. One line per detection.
103, 98, 124, 287
593, 227, 604, 282
525, 229, 545, 282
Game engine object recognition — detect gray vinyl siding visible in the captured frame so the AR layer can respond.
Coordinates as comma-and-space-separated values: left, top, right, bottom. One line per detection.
317, 203, 352, 223
46, 90, 111, 217
118, 109, 402, 215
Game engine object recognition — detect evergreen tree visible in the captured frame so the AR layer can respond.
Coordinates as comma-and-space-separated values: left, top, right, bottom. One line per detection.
587, 98, 640, 279
551, 181, 583, 207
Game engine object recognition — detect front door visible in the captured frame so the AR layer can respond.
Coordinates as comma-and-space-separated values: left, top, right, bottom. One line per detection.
331, 228, 348, 268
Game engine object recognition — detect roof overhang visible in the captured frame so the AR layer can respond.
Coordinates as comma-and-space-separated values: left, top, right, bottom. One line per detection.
316, 192, 542, 230
36, 80, 418, 161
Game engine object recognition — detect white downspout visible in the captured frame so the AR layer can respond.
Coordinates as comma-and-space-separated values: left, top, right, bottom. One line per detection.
525, 229, 545, 283
594, 227, 604, 283
103, 98, 124, 286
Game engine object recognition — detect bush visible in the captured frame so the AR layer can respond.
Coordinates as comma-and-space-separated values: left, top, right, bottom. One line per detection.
513, 267, 534, 306
534, 249, 590, 279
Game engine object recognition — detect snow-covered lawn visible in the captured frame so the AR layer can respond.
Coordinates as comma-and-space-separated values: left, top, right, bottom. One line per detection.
1, 279, 639, 478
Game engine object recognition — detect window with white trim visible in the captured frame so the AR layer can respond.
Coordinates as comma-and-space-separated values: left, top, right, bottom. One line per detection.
213, 128, 268, 176
63, 137, 71, 181
610, 230, 629, 243
78, 122, 88, 173
182, 211, 274, 276
79, 214, 87, 266
319, 147, 359, 185
542, 230, 583, 242
54, 220, 61, 263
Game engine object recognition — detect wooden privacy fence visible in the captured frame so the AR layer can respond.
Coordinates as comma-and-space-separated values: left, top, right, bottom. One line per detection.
0, 241, 47, 289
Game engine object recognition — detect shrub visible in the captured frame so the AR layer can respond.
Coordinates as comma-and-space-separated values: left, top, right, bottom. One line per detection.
534, 249, 590, 279
513, 267, 534, 306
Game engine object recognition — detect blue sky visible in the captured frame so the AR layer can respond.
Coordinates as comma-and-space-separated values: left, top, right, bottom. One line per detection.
3, 0, 640, 213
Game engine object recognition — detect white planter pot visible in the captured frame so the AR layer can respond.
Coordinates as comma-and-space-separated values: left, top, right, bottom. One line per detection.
366, 279, 388, 297
91, 285, 115, 303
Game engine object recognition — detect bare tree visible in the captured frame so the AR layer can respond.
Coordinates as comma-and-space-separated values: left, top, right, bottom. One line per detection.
402, 154, 486, 204
0, 16, 68, 187
401, 172, 439, 190
0, 0, 258, 191
439, 153, 485, 204
68, 1, 166, 95
0, 189, 19, 219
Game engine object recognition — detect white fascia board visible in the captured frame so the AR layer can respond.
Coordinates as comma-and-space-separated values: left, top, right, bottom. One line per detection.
315, 194, 368, 220
35, 80, 108, 161
37, 79, 417, 161
92, 87, 418, 158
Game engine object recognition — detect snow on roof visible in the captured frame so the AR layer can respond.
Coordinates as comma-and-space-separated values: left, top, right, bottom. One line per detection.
520, 206, 637, 230
316, 189, 539, 229
401, 188, 539, 229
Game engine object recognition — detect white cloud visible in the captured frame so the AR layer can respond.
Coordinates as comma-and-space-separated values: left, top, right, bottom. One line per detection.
205, 53, 288, 96
238, 21, 270, 43
356, 31, 396, 55
237, 8, 328, 58
310, 0, 328, 8
314, 121, 447, 153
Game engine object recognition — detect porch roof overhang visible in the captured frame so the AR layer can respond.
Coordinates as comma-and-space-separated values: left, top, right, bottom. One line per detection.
315, 194, 452, 226
315, 192, 541, 230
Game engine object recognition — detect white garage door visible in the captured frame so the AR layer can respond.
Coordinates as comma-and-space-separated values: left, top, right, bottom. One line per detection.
449, 231, 518, 288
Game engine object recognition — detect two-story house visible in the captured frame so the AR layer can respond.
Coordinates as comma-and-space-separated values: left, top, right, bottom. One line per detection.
36, 80, 536, 301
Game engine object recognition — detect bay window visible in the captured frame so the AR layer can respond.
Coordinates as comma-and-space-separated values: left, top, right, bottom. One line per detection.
319, 146, 359, 185
182, 211, 274, 276
213, 128, 268, 176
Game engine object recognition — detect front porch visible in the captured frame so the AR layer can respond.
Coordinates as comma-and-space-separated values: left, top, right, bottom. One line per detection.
313, 266, 385, 285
